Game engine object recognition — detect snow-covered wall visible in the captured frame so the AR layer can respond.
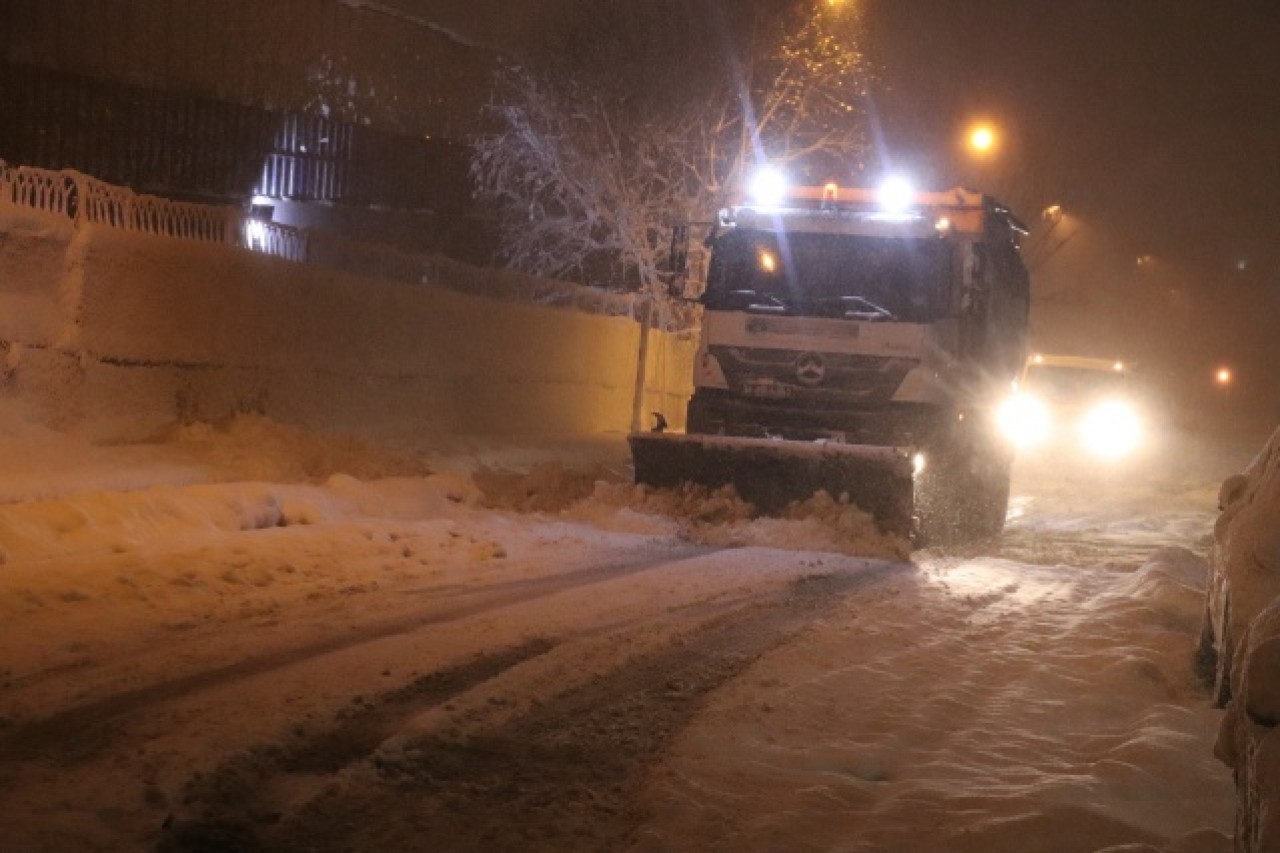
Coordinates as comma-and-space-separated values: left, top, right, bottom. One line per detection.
0, 207, 695, 447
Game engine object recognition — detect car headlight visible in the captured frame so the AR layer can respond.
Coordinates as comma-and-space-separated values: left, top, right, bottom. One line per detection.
1078, 400, 1141, 458
997, 393, 1051, 449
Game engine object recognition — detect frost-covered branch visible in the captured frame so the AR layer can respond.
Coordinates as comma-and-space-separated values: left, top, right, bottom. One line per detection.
472, 0, 872, 293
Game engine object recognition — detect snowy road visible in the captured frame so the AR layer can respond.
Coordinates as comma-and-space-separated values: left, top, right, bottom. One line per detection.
0, 423, 1257, 852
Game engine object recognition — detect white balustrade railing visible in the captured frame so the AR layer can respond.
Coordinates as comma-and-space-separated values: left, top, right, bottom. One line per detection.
0, 164, 77, 218
235, 220, 309, 263
0, 160, 653, 323
126, 188, 236, 244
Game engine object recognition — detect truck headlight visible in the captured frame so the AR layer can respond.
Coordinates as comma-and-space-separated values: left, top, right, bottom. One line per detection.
997, 393, 1051, 449
749, 168, 788, 206
877, 175, 915, 213
1078, 401, 1141, 458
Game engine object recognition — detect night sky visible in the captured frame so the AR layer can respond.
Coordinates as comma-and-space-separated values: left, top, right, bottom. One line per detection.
861, 1, 1280, 417
868, 1, 1280, 279
417, 0, 1279, 277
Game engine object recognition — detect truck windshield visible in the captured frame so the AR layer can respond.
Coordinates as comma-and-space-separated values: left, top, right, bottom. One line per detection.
702, 229, 953, 322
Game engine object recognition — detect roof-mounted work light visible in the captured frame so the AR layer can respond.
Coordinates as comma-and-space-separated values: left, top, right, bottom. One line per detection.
749, 167, 788, 206
877, 175, 915, 213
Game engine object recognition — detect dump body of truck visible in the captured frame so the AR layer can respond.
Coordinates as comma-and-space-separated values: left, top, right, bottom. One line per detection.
631, 181, 1031, 543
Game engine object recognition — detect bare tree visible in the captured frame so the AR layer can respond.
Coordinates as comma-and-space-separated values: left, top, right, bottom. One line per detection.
472, 0, 873, 294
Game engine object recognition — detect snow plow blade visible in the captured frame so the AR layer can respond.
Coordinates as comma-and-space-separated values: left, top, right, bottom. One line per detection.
628, 433, 915, 536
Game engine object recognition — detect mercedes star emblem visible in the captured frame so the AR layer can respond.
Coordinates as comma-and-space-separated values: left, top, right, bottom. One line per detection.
795, 352, 826, 387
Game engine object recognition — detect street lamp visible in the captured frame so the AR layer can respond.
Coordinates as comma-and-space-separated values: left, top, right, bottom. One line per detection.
967, 123, 997, 156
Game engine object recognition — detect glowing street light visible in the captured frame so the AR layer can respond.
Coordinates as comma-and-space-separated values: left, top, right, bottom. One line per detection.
1216, 367, 1233, 386
967, 123, 998, 156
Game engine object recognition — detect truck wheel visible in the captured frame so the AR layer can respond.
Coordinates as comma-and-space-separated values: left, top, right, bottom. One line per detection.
913, 452, 967, 546
914, 442, 1010, 547
686, 397, 727, 435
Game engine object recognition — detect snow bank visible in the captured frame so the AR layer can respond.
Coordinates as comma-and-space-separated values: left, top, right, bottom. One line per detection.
0, 402, 428, 504
1212, 426, 1280, 647
1216, 597, 1280, 852
0, 419, 904, 691
1209, 425, 1280, 851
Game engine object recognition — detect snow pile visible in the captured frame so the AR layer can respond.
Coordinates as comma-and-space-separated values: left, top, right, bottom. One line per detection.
167, 415, 432, 484
1108, 546, 1212, 605
1216, 597, 1280, 852
0, 404, 434, 506
1210, 425, 1280, 851
625, 485, 909, 562
0, 399, 209, 503
0, 473, 503, 692
1212, 425, 1280, 641
0, 473, 480, 567
472, 461, 618, 513
473, 462, 910, 561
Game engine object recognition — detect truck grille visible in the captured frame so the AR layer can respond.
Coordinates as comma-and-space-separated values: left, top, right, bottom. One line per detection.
711, 346, 918, 403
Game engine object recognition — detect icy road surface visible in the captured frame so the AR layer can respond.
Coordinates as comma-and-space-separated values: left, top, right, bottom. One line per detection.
0, 419, 1253, 852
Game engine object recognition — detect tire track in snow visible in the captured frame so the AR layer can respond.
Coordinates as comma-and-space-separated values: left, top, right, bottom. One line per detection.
157, 638, 561, 853
162, 562, 905, 853
0, 544, 714, 765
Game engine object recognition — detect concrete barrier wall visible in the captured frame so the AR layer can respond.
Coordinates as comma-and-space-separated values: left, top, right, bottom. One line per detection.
0, 207, 695, 447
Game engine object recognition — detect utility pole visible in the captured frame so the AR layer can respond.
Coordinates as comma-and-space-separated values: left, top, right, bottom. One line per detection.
630, 294, 654, 434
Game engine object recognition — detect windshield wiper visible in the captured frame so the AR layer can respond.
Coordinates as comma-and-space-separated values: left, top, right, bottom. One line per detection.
838, 295, 898, 322
710, 289, 790, 313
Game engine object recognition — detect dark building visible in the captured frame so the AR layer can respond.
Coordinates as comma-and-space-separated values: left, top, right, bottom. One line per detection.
0, 0, 494, 259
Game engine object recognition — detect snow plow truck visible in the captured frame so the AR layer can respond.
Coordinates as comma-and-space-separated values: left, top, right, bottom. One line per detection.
629, 175, 1031, 544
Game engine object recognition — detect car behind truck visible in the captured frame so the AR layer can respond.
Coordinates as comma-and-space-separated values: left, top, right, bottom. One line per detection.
630, 176, 1031, 544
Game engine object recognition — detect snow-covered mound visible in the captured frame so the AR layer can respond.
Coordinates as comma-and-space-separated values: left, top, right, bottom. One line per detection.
1217, 596, 1280, 852
1210, 424, 1280, 851
1213, 426, 1280, 636
0, 402, 430, 505
472, 462, 911, 561
167, 415, 432, 484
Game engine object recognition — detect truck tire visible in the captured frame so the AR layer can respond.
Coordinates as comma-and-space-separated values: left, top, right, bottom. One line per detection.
685, 395, 724, 436
913, 450, 969, 546
915, 445, 1010, 546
